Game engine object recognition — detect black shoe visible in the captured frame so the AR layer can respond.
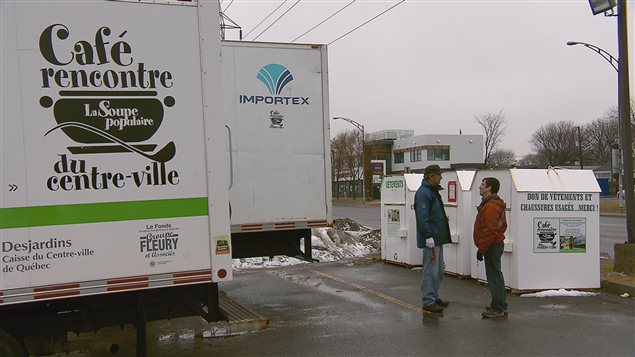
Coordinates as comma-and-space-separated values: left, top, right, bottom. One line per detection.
422, 303, 444, 313
436, 298, 449, 307
485, 306, 508, 315
482, 308, 507, 318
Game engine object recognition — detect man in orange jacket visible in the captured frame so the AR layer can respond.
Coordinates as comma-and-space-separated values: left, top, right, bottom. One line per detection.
473, 177, 508, 318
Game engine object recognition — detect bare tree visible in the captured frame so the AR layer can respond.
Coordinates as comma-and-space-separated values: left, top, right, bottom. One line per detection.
529, 121, 579, 167
583, 114, 619, 166
331, 129, 363, 199
475, 110, 507, 165
517, 153, 542, 168
600, 104, 635, 154
487, 149, 516, 168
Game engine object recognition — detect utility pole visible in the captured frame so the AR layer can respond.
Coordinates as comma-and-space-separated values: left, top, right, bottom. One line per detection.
577, 126, 584, 169
616, 0, 633, 244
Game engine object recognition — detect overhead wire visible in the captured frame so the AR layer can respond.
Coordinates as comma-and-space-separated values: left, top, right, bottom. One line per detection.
223, 0, 235, 12
328, 0, 405, 45
243, 0, 289, 39
252, 0, 302, 41
291, 0, 357, 43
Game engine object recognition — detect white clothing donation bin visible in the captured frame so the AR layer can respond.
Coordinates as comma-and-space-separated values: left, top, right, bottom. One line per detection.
470, 168, 601, 291
381, 175, 422, 266
381, 173, 471, 268
442, 170, 477, 277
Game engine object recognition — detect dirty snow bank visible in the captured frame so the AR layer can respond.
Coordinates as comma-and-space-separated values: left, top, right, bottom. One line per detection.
232, 218, 379, 270
520, 289, 598, 298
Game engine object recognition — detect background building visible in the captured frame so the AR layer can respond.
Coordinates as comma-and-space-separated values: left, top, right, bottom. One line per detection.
333, 129, 484, 200
364, 130, 414, 199
391, 134, 484, 173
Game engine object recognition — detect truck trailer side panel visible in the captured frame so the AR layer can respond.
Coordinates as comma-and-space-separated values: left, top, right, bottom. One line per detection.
222, 41, 332, 247
0, 0, 231, 304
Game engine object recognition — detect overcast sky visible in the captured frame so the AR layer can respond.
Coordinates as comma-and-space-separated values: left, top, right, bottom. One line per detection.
221, 0, 634, 157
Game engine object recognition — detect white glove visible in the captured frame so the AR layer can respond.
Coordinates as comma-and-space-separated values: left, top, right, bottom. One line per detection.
425, 238, 435, 249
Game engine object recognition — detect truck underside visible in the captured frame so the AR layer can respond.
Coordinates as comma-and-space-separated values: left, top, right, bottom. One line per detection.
0, 283, 220, 356
231, 229, 313, 261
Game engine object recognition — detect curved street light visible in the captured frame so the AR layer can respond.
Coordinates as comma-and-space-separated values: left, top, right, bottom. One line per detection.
568, 39, 627, 206
567, 41, 618, 178
566, 41, 618, 72
333, 116, 365, 202
568, 1, 634, 245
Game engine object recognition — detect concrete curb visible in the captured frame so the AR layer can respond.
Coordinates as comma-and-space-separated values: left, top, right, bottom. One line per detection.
601, 279, 635, 297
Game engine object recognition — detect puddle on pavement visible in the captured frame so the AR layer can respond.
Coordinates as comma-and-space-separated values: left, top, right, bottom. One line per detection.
540, 304, 569, 310
313, 282, 385, 308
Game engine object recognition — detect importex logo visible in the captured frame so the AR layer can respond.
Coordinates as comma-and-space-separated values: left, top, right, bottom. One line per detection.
239, 63, 309, 106
257, 64, 293, 95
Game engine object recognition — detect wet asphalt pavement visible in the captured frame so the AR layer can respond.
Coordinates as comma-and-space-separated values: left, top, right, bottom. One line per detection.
128, 258, 635, 356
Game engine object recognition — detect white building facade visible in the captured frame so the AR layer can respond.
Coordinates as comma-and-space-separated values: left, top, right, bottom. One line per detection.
391, 134, 483, 173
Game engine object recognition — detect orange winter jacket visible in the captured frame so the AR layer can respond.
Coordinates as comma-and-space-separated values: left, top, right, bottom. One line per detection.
473, 195, 507, 253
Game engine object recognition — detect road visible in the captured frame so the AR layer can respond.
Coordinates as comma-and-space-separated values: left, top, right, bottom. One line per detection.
333, 204, 627, 257
333, 204, 381, 229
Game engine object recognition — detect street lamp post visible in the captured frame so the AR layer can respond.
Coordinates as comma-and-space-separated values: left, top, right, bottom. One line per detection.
333, 117, 365, 202
566, 41, 619, 72
575, 0, 634, 252
567, 29, 633, 244
567, 41, 622, 172
567, 40, 623, 203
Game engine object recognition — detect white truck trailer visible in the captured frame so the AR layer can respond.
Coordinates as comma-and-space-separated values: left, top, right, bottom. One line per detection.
0, 1, 231, 355
221, 41, 332, 259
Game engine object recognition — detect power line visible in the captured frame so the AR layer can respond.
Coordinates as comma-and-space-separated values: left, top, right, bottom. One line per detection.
220, 11, 242, 40
223, 0, 235, 12
243, 0, 289, 39
252, 0, 302, 41
328, 0, 404, 45
291, 0, 357, 43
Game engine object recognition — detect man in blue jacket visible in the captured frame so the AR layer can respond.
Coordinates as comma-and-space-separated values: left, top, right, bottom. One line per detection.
414, 164, 452, 313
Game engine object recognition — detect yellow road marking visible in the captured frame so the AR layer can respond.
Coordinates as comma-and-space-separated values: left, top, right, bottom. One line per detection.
309, 269, 423, 313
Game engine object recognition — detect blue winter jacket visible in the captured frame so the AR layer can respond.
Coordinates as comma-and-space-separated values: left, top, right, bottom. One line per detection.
414, 180, 452, 248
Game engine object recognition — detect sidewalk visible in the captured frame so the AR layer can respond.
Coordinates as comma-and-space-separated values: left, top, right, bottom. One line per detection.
600, 196, 627, 217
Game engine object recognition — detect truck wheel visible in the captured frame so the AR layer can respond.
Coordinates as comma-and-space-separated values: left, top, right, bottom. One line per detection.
0, 329, 27, 357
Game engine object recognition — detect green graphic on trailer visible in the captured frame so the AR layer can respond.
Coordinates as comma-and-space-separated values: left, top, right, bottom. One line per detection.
0, 197, 208, 229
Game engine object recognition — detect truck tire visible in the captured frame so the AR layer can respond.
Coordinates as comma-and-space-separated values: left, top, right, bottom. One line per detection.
0, 329, 27, 357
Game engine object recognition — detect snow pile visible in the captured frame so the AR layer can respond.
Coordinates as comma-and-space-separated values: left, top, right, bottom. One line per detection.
230, 256, 309, 270
232, 219, 379, 271
311, 227, 378, 262
520, 289, 598, 298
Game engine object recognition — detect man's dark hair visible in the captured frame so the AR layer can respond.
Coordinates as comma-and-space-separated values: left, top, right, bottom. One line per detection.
482, 177, 500, 194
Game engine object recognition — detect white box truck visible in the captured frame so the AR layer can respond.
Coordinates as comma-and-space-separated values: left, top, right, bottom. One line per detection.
0, 0, 231, 355
221, 41, 332, 259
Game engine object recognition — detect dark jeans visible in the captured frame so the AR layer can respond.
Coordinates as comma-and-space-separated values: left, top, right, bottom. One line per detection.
484, 242, 507, 312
